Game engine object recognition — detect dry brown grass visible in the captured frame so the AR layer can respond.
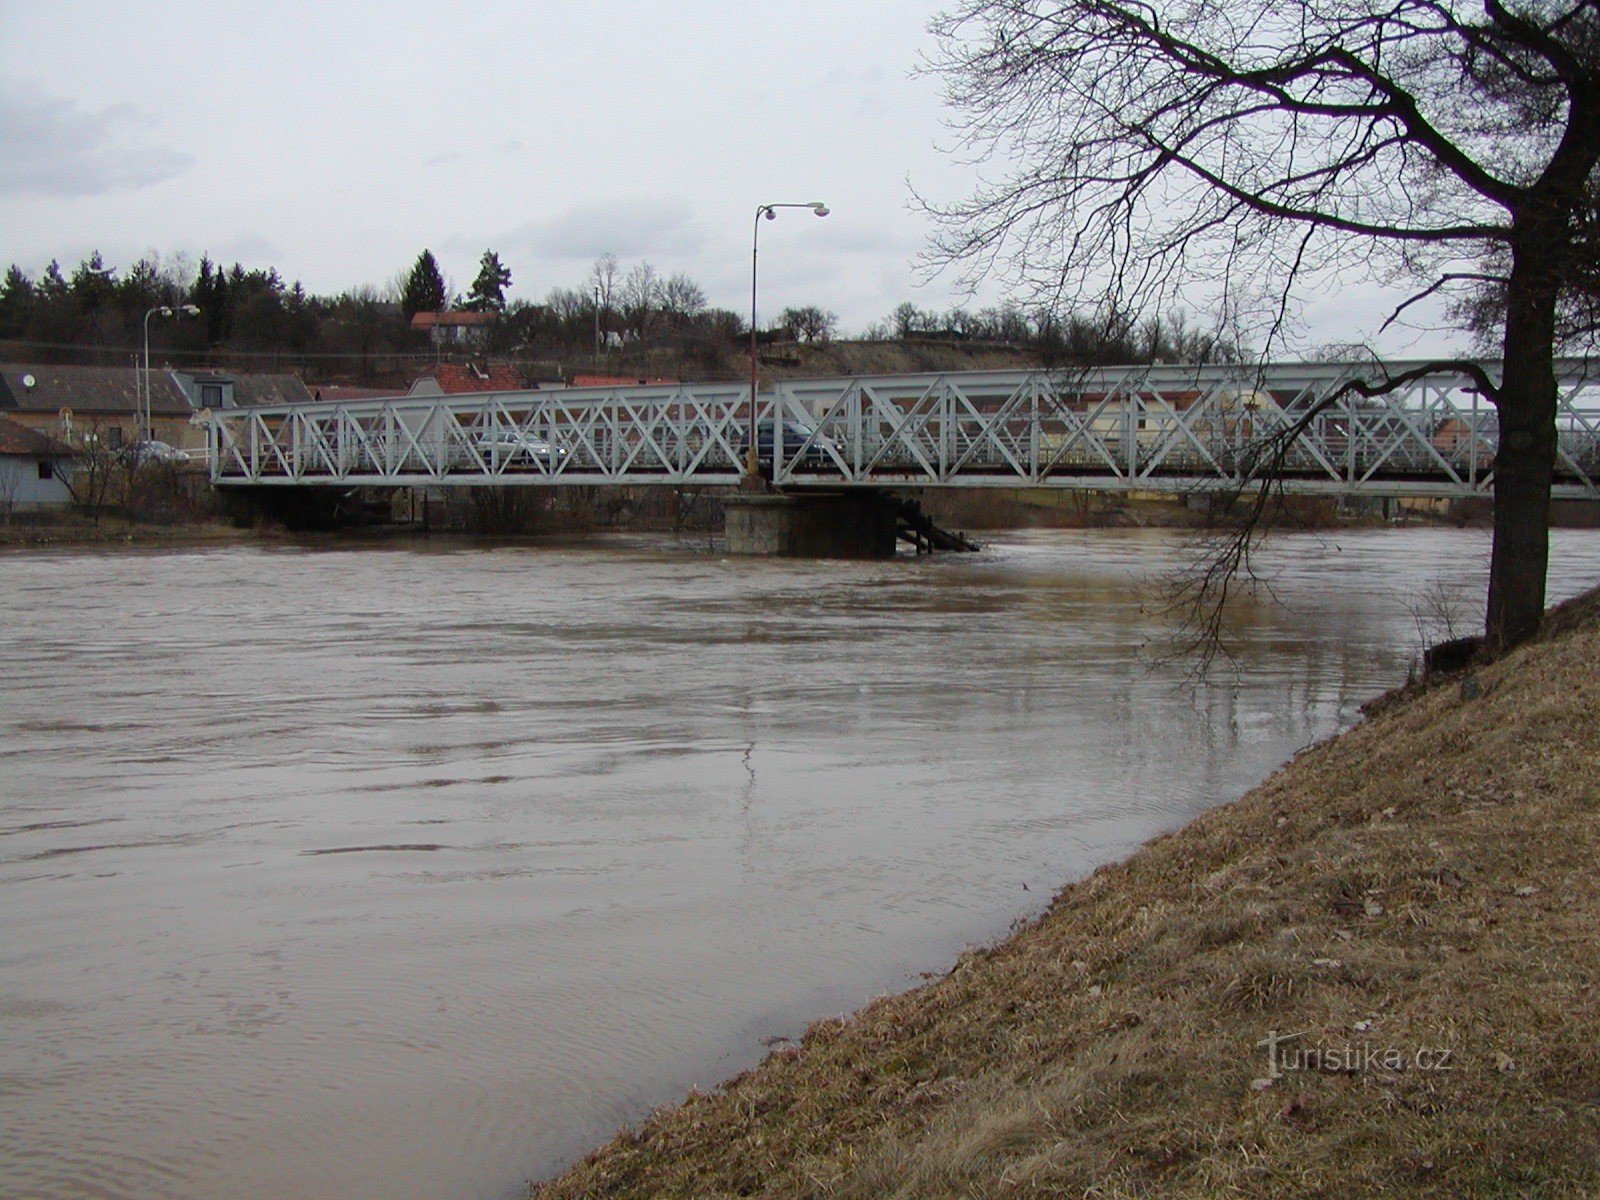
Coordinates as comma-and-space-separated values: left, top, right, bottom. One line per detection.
533, 588, 1600, 1199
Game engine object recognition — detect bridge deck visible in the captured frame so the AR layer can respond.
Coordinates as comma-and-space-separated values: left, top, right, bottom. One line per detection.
203, 361, 1600, 500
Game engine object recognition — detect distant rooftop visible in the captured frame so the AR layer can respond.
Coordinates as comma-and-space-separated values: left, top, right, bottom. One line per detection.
0, 414, 74, 457
569, 374, 680, 388
408, 362, 523, 395
409, 311, 497, 330
308, 385, 397, 403
0, 363, 189, 416
0, 363, 313, 414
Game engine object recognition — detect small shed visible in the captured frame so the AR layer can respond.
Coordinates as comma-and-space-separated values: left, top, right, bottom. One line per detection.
0, 415, 75, 510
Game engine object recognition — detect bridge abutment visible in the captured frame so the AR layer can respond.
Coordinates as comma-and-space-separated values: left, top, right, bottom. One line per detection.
723, 491, 898, 559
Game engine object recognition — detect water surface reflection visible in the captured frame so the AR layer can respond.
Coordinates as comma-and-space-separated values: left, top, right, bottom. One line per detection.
2, 527, 1596, 1199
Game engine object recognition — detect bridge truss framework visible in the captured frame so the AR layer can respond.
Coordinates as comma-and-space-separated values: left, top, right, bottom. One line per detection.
203, 360, 1600, 500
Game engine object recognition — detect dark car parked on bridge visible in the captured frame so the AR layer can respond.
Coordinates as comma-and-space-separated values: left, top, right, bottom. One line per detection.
745, 419, 839, 471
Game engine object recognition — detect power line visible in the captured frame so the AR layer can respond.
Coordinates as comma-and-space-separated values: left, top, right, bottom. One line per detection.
0, 337, 444, 363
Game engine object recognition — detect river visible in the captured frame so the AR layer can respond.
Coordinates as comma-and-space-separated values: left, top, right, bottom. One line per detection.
2, 527, 1597, 1199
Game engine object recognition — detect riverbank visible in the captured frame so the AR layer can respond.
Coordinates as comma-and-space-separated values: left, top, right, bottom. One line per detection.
532, 587, 1600, 1198
0, 512, 276, 549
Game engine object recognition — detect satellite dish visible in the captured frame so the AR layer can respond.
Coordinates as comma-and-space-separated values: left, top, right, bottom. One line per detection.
22, 373, 36, 389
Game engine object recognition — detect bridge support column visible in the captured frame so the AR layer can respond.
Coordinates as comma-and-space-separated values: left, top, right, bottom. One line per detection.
723, 491, 898, 559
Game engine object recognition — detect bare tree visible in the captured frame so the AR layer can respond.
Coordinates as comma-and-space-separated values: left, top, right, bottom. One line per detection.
587, 254, 622, 319
659, 273, 708, 325
889, 301, 940, 339
926, 0, 1600, 648
0, 462, 19, 526
620, 262, 662, 338
780, 305, 839, 342
58, 419, 121, 523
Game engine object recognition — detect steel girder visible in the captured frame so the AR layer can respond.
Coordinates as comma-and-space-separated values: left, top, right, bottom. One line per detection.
204, 362, 1600, 499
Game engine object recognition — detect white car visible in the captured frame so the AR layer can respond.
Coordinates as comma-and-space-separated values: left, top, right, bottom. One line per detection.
468, 429, 566, 468
121, 439, 191, 464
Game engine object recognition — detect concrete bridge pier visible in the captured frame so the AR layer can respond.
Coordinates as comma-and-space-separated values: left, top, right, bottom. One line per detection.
723, 490, 899, 559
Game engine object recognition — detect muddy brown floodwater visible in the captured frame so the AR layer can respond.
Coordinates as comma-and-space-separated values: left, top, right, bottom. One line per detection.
3, 527, 1598, 1199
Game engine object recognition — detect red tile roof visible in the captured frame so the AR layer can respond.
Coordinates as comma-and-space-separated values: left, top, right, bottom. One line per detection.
410, 311, 497, 330
412, 363, 523, 394
569, 374, 679, 388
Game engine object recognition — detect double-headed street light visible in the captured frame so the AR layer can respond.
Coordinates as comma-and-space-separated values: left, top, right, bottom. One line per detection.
142, 304, 200, 442
748, 201, 828, 483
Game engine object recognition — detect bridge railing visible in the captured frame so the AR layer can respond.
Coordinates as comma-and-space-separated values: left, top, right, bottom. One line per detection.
774, 362, 1598, 496
208, 382, 759, 484
204, 361, 1600, 498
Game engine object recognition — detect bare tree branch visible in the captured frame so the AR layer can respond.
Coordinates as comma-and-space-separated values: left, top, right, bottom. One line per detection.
924, 0, 1599, 650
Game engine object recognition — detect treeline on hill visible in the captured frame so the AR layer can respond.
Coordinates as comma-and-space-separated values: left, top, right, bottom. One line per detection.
0, 247, 1239, 386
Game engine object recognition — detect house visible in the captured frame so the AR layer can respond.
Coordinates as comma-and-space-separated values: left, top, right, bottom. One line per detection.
0, 363, 313, 452
407, 361, 524, 396
0, 415, 75, 510
0, 363, 180, 450
410, 311, 496, 348
172, 370, 315, 412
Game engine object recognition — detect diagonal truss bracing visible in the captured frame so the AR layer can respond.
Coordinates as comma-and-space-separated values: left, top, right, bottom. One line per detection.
204, 361, 1600, 499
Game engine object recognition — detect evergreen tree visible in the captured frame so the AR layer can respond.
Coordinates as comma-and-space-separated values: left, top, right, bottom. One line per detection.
0, 265, 35, 339
116, 257, 164, 318
37, 261, 68, 302
224, 264, 288, 350
191, 257, 228, 343
462, 250, 512, 313
69, 251, 117, 310
401, 249, 448, 319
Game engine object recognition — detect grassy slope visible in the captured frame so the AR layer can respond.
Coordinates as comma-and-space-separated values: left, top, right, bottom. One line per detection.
534, 591, 1600, 1199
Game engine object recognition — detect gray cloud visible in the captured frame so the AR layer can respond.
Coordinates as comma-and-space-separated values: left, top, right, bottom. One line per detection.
500, 197, 708, 262
0, 84, 194, 197
213, 232, 285, 265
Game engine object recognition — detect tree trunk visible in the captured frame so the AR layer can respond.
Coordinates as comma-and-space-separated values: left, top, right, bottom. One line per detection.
1486, 233, 1562, 650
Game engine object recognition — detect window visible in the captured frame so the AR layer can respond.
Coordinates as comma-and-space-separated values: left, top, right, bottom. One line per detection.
37, 461, 53, 481
201, 383, 225, 407
107, 426, 124, 448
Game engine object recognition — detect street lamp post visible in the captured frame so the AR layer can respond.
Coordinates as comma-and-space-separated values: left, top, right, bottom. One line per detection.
141, 304, 200, 442
748, 201, 828, 483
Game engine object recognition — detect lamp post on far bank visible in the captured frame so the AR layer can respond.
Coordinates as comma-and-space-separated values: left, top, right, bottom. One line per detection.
142, 304, 200, 442
748, 201, 828, 483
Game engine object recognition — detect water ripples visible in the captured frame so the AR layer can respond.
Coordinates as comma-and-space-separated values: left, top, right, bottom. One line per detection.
3, 528, 1599, 1199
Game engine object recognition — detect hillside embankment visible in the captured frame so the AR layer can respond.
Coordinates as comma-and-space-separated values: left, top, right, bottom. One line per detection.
532, 589, 1600, 1199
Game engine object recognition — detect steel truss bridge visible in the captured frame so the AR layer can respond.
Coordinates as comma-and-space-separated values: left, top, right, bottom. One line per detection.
204, 360, 1600, 499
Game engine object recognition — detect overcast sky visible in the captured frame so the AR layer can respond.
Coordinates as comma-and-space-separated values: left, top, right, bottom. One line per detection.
1, 0, 1456, 352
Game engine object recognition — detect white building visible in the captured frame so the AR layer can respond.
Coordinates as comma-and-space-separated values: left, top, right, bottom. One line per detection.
0, 415, 74, 511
